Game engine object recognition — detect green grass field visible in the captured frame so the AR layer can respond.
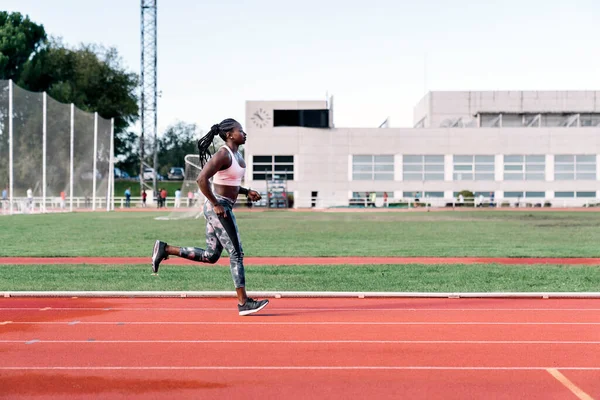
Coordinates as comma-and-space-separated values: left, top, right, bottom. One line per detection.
1, 264, 598, 292
2, 210, 600, 257
1, 210, 599, 292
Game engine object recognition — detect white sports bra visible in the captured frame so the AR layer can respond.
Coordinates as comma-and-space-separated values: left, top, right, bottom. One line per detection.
213, 146, 245, 186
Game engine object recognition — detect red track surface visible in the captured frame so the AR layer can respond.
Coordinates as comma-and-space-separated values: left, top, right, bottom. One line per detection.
2, 256, 600, 265
0, 297, 598, 399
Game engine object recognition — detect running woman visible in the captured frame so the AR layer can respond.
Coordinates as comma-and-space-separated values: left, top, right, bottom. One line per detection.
151, 118, 269, 316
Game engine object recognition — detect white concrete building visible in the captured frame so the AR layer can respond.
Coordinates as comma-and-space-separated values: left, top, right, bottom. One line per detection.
244, 92, 600, 208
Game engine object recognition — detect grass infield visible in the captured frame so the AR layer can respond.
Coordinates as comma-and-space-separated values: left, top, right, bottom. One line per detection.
2, 210, 600, 258
1, 264, 598, 292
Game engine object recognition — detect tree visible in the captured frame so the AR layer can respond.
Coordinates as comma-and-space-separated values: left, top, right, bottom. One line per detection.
0, 12, 139, 167
19, 41, 139, 164
0, 12, 47, 79
155, 122, 239, 176
157, 122, 202, 176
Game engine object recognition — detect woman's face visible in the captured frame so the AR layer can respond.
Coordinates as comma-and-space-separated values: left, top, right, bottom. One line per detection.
226, 123, 246, 145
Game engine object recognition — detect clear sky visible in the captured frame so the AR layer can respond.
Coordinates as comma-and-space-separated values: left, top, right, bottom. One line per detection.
4, 0, 600, 133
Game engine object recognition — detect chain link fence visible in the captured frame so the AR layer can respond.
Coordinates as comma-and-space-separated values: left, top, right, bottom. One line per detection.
0, 80, 114, 214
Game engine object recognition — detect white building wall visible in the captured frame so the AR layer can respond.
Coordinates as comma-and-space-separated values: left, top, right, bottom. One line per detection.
247, 100, 600, 207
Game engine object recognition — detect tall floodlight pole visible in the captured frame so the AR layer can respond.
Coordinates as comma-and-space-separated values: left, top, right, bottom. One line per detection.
141, 0, 158, 196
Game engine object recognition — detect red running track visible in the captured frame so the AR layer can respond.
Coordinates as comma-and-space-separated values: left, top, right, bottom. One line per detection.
2, 256, 600, 265
0, 297, 599, 399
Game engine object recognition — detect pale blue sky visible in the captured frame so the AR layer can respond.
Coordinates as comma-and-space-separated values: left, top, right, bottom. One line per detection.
4, 0, 600, 132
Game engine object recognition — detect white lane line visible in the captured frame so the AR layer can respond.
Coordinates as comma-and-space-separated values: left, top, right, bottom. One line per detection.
547, 368, 595, 400
6, 321, 600, 325
0, 340, 599, 344
0, 366, 599, 371
2, 308, 600, 311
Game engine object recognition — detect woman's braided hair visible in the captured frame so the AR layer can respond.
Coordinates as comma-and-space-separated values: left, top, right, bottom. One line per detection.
197, 118, 240, 168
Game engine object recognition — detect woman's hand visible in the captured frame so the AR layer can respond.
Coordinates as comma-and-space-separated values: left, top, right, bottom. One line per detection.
248, 190, 262, 202
213, 204, 227, 218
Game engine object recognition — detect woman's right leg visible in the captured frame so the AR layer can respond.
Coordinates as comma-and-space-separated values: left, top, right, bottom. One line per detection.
151, 219, 223, 274
167, 222, 223, 263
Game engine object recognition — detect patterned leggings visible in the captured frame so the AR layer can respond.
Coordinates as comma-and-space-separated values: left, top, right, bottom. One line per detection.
179, 195, 245, 288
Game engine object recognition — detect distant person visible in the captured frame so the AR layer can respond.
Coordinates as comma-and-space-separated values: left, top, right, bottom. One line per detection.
365, 192, 370, 207
187, 191, 194, 207
151, 118, 268, 316
490, 192, 495, 208
27, 188, 33, 209
175, 188, 182, 208
383, 192, 388, 207
370, 192, 377, 207
60, 191, 66, 209
160, 188, 167, 208
156, 189, 161, 208
1, 187, 7, 211
458, 194, 464, 206
142, 190, 147, 207
124, 187, 131, 208
478, 193, 484, 207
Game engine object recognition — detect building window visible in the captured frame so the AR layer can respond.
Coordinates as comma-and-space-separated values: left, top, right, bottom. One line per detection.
480, 114, 501, 127
503, 155, 545, 181
504, 191, 524, 198
525, 191, 545, 198
555, 191, 596, 198
352, 155, 394, 181
554, 192, 574, 198
580, 114, 600, 127
554, 155, 596, 180
453, 155, 494, 181
273, 109, 329, 128
252, 155, 294, 181
403, 155, 444, 181
576, 191, 596, 198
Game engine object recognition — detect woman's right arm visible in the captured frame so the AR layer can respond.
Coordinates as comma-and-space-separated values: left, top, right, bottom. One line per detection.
197, 150, 228, 216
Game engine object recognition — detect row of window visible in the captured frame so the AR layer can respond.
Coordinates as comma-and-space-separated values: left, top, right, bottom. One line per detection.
249, 154, 599, 182
252, 155, 294, 181
356, 191, 598, 199
352, 155, 598, 181
479, 113, 600, 128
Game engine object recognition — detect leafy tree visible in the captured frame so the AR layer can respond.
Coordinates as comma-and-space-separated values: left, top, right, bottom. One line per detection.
0, 12, 139, 177
0, 12, 47, 79
157, 122, 201, 176
19, 41, 139, 164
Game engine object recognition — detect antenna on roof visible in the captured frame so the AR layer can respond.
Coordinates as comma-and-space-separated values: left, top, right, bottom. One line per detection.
379, 118, 389, 128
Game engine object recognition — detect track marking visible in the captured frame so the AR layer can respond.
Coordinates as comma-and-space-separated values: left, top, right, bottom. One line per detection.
0, 340, 599, 344
39, 307, 51, 311
67, 320, 80, 325
0, 366, 599, 371
25, 340, 39, 345
0, 321, 11, 325
547, 368, 595, 400
7, 321, 600, 325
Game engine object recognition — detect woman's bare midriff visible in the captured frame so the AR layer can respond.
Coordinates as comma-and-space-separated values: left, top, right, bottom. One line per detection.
214, 183, 240, 201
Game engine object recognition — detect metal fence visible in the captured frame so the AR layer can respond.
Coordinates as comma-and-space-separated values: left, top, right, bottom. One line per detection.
0, 80, 114, 214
